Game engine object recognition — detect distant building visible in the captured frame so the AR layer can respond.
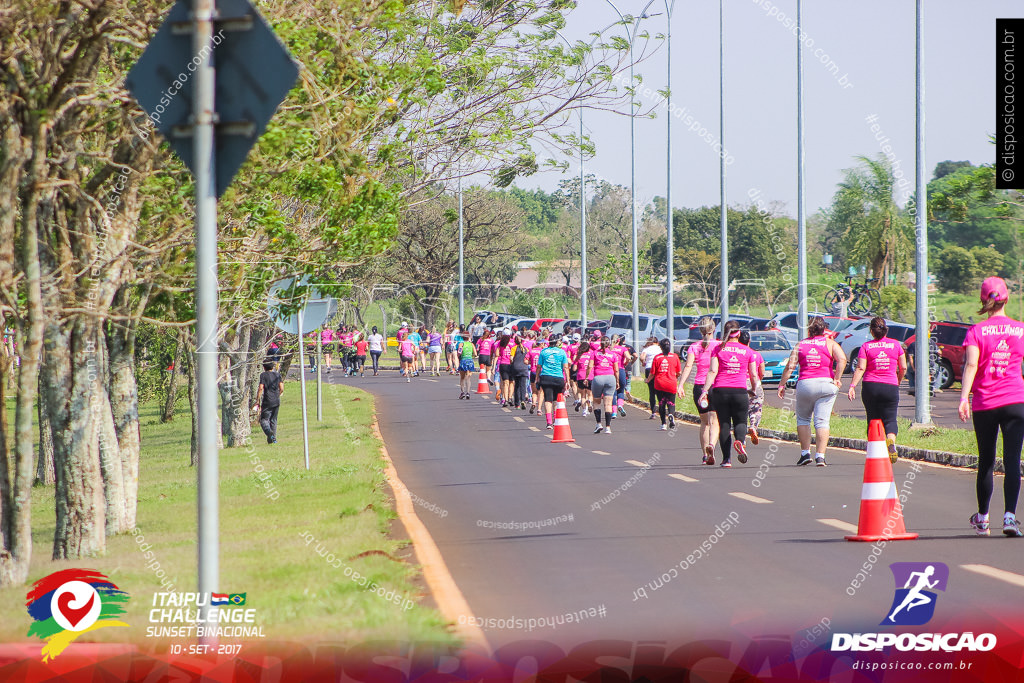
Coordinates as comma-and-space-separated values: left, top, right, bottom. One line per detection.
510, 261, 581, 292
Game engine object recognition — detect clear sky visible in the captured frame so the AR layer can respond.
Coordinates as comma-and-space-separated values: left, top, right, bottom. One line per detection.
516, 0, 1015, 217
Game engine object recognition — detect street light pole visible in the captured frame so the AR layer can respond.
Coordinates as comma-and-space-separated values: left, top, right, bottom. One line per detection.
580, 108, 588, 331
458, 177, 464, 326
797, 0, 807, 339
719, 0, 728, 325
913, 0, 931, 425
665, 0, 676, 343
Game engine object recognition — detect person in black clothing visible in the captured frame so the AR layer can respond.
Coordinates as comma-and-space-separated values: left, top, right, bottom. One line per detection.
253, 361, 284, 444
511, 335, 531, 409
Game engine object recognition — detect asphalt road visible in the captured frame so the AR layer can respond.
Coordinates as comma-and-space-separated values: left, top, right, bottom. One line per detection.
340, 371, 1018, 653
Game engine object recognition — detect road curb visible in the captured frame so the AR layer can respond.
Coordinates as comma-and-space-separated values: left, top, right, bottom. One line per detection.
372, 417, 491, 653
625, 397, 991, 472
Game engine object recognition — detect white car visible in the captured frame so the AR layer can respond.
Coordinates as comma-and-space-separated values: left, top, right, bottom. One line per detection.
837, 319, 914, 373
606, 312, 660, 346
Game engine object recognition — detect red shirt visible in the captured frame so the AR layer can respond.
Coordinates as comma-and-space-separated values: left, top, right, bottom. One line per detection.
650, 353, 681, 392
355, 340, 368, 355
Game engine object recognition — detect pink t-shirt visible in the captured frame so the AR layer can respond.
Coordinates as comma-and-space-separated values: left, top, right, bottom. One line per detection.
398, 340, 416, 357
477, 338, 494, 355
528, 347, 541, 372
497, 343, 513, 365
687, 340, 722, 385
861, 338, 904, 385
574, 350, 594, 380
964, 315, 1024, 411
798, 336, 834, 380
591, 351, 618, 376
321, 329, 335, 343
711, 342, 758, 389
612, 345, 629, 366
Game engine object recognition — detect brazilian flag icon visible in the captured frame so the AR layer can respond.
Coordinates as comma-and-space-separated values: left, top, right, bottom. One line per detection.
228, 593, 246, 606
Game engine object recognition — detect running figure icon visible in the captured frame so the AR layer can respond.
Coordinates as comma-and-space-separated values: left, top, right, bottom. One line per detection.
887, 565, 939, 623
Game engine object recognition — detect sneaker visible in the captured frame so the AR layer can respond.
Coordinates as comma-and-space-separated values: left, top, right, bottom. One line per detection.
796, 453, 813, 466
734, 441, 748, 464
594, 424, 604, 434
546, 422, 553, 430
660, 424, 667, 431
406, 377, 411, 383
748, 428, 759, 445
618, 406, 627, 417
702, 454, 708, 464
529, 405, 535, 414
574, 401, 581, 412
649, 413, 657, 420
704, 445, 715, 466
1004, 515, 1023, 538
886, 436, 898, 464
815, 456, 826, 467
970, 513, 991, 536
604, 426, 612, 434
581, 408, 589, 417
721, 460, 732, 468
668, 414, 675, 429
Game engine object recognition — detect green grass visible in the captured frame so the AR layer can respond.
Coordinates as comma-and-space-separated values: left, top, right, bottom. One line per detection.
0, 383, 456, 646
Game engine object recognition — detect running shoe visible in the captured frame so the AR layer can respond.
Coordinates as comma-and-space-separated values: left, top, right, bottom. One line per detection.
815, 456, 826, 467
594, 424, 603, 434
649, 413, 657, 420
704, 445, 715, 466
734, 441, 748, 464
660, 424, 667, 431
886, 436, 898, 464
604, 426, 612, 434
529, 405, 535, 415
720, 460, 732, 468
574, 401, 581, 412
969, 513, 990, 536
618, 406, 627, 417
1004, 514, 1023, 538
668, 414, 675, 429
796, 453, 813, 466
748, 427, 759, 445
581, 408, 589, 417
406, 376, 411, 383
501, 400, 506, 407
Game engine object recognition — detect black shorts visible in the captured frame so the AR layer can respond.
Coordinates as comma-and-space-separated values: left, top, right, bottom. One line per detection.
539, 375, 567, 403
693, 383, 711, 415
576, 378, 591, 391
445, 342, 454, 353
400, 355, 413, 363
530, 371, 537, 385
499, 364, 513, 381
478, 354, 491, 367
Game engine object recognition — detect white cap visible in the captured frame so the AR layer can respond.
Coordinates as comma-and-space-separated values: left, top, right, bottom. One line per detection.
572, 333, 581, 342
401, 321, 409, 327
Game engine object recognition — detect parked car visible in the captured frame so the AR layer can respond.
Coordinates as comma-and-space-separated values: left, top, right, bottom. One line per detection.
766, 311, 848, 342
586, 320, 610, 335
904, 321, 971, 389
607, 312, 660, 346
531, 318, 565, 332
837, 319, 914, 373
740, 317, 773, 331
748, 332, 799, 384
510, 318, 538, 332
654, 315, 699, 343
480, 312, 516, 329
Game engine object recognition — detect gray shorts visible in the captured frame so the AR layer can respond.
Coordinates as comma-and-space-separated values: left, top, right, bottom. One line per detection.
795, 377, 838, 428
592, 374, 617, 398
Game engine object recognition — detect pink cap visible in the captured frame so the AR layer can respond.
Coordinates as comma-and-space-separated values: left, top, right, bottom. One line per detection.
592, 330, 602, 338
981, 276, 1008, 301
728, 329, 741, 338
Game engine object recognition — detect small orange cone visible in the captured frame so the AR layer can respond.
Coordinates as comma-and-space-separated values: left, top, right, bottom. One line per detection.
476, 368, 489, 394
551, 393, 575, 443
845, 419, 917, 542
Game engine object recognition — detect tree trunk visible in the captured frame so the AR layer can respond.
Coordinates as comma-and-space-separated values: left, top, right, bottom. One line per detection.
221, 324, 253, 447
106, 306, 140, 531
35, 377, 55, 486
184, 342, 199, 467
94, 342, 128, 536
161, 331, 184, 423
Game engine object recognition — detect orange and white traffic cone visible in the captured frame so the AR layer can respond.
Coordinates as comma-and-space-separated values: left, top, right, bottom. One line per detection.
845, 419, 918, 542
551, 393, 575, 443
476, 369, 489, 394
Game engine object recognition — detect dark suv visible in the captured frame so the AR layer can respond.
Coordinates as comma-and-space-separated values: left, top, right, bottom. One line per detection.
904, 321, 971, 390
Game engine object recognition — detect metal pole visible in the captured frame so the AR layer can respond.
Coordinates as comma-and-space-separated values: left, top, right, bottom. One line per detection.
797, 0, 807, 339
458, 178, 465, 326
315, 329, 322, 421
665, 0, 674, 343
629, 33, 640, 366
719, 0, 728, 325
580, 108, 588, 331
193, 0, 218, 634
913, 0, 930, 424
297, 310, 311, 469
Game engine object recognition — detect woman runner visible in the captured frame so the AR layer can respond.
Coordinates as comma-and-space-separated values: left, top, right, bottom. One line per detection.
477, 329, 495, 385
366, 326, 385, 376
587, 338, 621, 434
778, 316, 847, 467
959, 277, 1024, 537
700, 321, 761, 468
537, 336, 571, 428
573, 340, 593, 417
611, 335, 637, 417
456, 327, 477, 399
679, 317, 721, 464
398, 333, 417, 383
496, 333, 514, 406
739, 330, 766, 444
353, 330, 368, 377
847, 317, 906, 462
640, 337, 662, 420
646, 338, 682, 431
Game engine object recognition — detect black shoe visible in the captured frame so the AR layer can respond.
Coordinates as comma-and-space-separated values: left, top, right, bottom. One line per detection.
668, 414, 675, 429
797, 453, 813, 466
618, 406, 627, 417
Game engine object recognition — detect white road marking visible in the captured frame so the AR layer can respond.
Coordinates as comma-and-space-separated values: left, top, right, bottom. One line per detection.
668, 473, 698, 483
816, 518, 858, 533
729, 492, 773, 504
625, 459, 649, 467
592, 450, 611, 455
961, 564, 1024, 589
513, 417, 524, 423
567, 443, 582, 449
528, 426, 540, 432
502, 408, 511, 413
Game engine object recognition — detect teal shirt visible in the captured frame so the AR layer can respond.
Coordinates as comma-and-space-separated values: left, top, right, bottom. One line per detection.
538, 347, 568, 377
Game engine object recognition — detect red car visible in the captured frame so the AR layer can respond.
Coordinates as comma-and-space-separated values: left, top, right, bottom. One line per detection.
903, 321, 970, 390
530, 318, 565, 332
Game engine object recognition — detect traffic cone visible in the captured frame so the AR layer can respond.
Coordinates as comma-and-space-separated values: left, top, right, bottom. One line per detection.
551, 393, 575, 443
845, 419, 918, 542
476, 369, 489, 394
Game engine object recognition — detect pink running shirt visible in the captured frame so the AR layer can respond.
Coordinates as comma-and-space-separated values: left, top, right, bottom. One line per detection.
798, 336, 834, 380
477, 338, 493, 355
963, 315, 1024, 411
687, 340, 722, 385
591, 351, 617, 376
711, 342, 758, 389
861, 338, 904, 385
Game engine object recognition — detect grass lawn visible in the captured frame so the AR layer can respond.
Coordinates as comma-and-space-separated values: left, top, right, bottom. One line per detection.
0, 382, 456, 648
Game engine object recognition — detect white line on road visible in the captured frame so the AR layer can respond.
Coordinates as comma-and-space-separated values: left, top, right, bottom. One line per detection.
668, 473, 698, 483
528, 426, 540, 432
592, 450, 610, 455
816, 518, 858, 533
502, 408, 511, 413
625, 460, 649, 467
567, 443, 582, 449
961, 564, 1024, 588
729, 492, 773, 504
425, 379, 438, 382
513, 416, 524, 422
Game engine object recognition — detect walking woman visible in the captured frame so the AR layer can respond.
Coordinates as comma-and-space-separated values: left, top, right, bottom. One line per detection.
573, 340, 593, 417
701, 321, 761, 467
611, 335, 636, 417
587, 338, 621, 434
426, 326, 443, 376
398, 334, 417, 383
640, 336, 662, 419
496, 332, 514, 406
646, 338, 682, 431
847, 317, 906, 462
679, 317, 721, 464
778, 315, 847, 467
455, 327, 477, 399
321, 325, 335, 373
511, 334, 531, 409
536, 336, 571, 429
367, 326, 385, 376
959, 277, 1024, 537
469, 315, 486, 347
444, 321, 458, 374
477, 329, 495, 385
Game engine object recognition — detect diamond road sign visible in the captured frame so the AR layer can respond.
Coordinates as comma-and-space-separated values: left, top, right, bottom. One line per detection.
125, 0, 298, 196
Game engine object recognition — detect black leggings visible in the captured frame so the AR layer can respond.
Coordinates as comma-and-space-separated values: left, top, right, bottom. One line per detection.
861, 381, 900, 436
656, 389, 675, 425
711, 387, 749, 459
973, 402, 1024, 515
514, 373, 530, 406
370, 350, 382, 372
645, 369, 657, 413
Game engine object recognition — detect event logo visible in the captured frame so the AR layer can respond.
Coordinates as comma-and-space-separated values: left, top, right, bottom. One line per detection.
26, 569, 130, 662
883, 562, 948, 626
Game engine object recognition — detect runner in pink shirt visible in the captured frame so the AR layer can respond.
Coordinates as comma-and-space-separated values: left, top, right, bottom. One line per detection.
959, 277, 1024, 537
847, 317, 907, 462
573, 341, 594, 416
586, 338, 621, 434
527, 341, 543, 415
679, 317, 721, 463
398, 336, 417, 383
700, 321, 761, 468
320, 327, 336, 373
476, 330, 495, 385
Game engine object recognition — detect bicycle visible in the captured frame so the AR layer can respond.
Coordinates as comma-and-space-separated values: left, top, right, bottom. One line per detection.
823, 276, 880, 316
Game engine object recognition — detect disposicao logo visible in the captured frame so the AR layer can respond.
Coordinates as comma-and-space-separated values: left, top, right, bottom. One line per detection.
832, 562, 996, 653
26, 569, 130, 661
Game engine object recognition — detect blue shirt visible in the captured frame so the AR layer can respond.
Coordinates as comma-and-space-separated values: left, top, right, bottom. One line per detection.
538, 347, 569, 377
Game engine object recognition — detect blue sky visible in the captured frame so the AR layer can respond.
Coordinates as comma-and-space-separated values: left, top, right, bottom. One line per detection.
516, 0, 1014, 216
